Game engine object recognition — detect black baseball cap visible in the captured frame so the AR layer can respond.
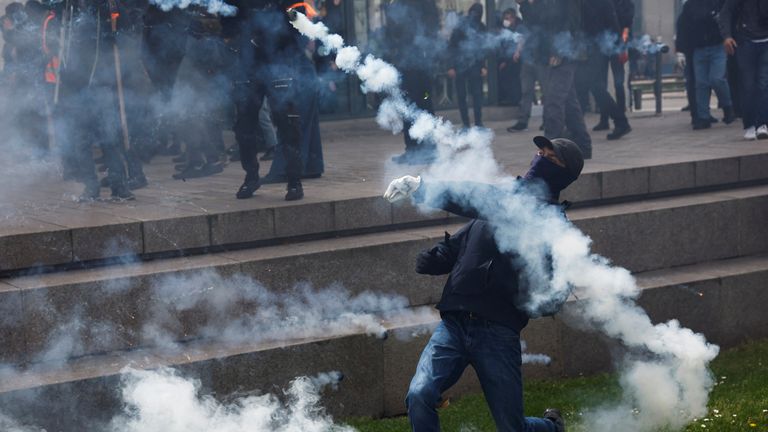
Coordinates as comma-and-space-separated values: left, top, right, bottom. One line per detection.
533, 136, 584, 179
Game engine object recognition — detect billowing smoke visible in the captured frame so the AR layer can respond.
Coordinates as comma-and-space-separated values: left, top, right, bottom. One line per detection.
148, 0, 237, 16
109, 368, 353, 432
140, 270, 431, 346
290, 12, 718, 431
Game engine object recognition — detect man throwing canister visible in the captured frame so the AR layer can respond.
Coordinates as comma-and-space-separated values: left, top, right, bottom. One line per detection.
383, 136, 585, 432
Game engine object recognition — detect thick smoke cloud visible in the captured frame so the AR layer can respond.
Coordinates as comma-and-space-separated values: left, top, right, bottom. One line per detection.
291, 12, 719, 431
148, 0, 237, 16
108, 368, 353, 432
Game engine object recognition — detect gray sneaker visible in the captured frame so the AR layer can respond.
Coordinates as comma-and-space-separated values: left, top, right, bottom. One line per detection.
543, 408, 565, 432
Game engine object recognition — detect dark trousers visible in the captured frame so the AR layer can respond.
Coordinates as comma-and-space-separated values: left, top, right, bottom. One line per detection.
601, 55, 627, 123
234, 77, 302, 184
401, 69, 435, 153
455, 68, 484, 127
59, 86, 127, 189
587, 48, 629, 128
684, 52, 698, 123
498, 59, 522, 106
734, 37, 768, 129
542, 62, 592, 158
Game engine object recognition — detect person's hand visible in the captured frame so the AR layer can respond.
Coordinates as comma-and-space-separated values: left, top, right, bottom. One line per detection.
481, 67, 488, 77
675, 52, 686, 69
447, 68, 456, 79
415, 250, 433, 273
513, 51, 521, 62
383, 175, 421, 203
499, 62, 507, 70
723, 38, 737, 55
549, 55, 562, 67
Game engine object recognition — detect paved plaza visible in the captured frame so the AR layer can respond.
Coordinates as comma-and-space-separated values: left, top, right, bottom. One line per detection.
1, 105, 765, 244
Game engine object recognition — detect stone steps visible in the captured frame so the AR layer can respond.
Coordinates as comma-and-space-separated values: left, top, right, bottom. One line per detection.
1, 254, 766, 430
2, 153, 766, 274
1, 185, 766, 366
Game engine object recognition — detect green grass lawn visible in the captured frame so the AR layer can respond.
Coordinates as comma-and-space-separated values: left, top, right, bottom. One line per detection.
345, 338, 768, 432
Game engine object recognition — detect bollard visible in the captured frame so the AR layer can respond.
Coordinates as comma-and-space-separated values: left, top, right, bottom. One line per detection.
654, 43, 670, 115
634, 88, 643, 110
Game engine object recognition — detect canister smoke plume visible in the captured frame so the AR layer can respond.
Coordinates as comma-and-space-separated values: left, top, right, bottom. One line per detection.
290, 11, 719, 431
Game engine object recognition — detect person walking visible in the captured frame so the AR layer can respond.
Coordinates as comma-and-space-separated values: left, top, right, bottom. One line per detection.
385, 0, 440, 165
447, 3, 488, 129
679, 0, 736, 130
582, 0, 632, 139
719, 0, 768, 139
519, 0, 592, 158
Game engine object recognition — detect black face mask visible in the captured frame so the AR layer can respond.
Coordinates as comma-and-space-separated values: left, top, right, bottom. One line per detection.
523, 155, 576, 199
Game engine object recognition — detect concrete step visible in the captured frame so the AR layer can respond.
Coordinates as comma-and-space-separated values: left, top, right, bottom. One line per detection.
0, 254, 766, 431
1, 185, 767, 365
1, 152, 766, 274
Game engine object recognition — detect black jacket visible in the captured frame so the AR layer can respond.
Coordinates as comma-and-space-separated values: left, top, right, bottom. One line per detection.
678, 0, 726, 50
613, 0, 635, 30
582, 0, 620, 37
718, 0, 768, 40
519, 0, 586, 63
447, 4, 488, 72
413, 180, 564, 331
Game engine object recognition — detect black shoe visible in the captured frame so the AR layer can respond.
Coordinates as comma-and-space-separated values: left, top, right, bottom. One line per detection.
285, 180, 304, 201
110, 184, 135, 201
607, 124, 631, 140
693, 120, 711, 130
708, 116, 719, 124
260, 147, 275, 161
173, 162, 224, 180
77, 182, 101, 202
681, 104, 690, 112
506, 121, 528, 132
99, 176, 110, 188
592, 121, 610, 131
127, 176, 148, 191
236, 178, 261, 199
543, 408, 565, 432
722, 106, 736, 124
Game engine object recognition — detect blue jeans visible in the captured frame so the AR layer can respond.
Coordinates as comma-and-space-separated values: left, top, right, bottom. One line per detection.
693, 44, 733, 120
735, 38, 768, 128
406, 312, 556, 432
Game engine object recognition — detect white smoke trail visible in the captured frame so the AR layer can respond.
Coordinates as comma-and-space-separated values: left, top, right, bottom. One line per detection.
521, 341, 551, 365
109, 368, 353, 432
148, 0, 237, 16
142, 270, 438, 347
291, 12, 719, 431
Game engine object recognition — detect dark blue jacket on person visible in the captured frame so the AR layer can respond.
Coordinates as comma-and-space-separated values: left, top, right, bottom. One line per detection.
677, 0, 726, 50
412, 180, 566, 332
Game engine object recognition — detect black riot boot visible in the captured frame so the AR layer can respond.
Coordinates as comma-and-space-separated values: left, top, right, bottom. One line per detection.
285, 179, 304, 201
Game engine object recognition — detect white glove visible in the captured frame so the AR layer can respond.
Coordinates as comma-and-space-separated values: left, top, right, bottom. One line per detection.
383, 175, 422, 203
